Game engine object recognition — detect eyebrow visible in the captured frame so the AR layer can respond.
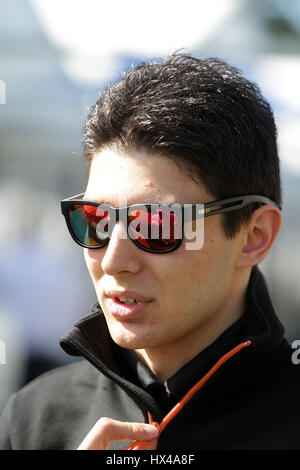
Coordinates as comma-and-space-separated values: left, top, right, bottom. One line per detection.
82, 194, 177, 207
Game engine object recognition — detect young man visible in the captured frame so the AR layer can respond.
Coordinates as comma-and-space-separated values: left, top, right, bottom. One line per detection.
0, 54, 298, 450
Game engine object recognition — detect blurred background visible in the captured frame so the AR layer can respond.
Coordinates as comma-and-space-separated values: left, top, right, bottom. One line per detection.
0, 0, 300, 413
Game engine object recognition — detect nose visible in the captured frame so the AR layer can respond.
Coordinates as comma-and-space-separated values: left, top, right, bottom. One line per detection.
100, 221, 142, 275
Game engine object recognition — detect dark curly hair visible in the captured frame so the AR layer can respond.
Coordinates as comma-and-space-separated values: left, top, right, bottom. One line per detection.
83, 53, 282, 238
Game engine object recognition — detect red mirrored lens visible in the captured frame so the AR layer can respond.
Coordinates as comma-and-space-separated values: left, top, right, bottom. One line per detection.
128, 207, 181, 252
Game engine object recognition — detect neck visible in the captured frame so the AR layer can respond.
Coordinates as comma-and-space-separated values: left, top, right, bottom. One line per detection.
134, 268, 251, 383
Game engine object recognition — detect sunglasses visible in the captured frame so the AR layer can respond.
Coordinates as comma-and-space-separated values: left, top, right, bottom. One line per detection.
61, 193, 281, 254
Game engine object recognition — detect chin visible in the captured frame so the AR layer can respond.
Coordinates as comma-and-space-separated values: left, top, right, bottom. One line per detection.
108, 323, 156, 350
112, 336, 149, 351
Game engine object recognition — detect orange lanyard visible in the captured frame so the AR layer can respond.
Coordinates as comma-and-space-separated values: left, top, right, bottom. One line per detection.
125, 340, 252, 450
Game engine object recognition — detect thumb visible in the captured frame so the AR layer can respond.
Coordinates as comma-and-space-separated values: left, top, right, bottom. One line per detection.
126, 422, 160, 450
107, 420, 159, 442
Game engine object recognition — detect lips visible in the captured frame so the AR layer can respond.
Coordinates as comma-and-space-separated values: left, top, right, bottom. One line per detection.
106, 296, 152, 318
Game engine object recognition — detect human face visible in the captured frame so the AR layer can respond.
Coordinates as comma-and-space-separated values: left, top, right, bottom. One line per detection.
83, 148, 245, 359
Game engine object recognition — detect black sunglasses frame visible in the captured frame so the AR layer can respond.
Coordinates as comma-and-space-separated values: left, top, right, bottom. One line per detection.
61, 193, 281, 254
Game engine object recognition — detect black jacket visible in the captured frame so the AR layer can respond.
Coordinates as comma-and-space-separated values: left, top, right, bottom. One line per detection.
1, 265, 300, 450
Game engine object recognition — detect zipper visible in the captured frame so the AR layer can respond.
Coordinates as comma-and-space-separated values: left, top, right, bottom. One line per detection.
125, 339, 252, 450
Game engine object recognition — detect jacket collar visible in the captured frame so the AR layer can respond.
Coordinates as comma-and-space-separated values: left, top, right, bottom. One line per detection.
59, 265, 285, 415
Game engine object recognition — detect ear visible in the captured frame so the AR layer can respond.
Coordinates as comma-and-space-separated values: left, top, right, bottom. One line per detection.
236, 205, 282, 268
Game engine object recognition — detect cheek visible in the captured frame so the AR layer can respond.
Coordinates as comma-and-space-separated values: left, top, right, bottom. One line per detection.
161, 233, 232, 300
149, 250, 199, 303
83, 248, 104, 279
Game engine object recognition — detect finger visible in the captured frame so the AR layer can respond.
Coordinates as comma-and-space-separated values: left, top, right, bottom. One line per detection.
77, 418, 159, 450
132, 421, 160, 450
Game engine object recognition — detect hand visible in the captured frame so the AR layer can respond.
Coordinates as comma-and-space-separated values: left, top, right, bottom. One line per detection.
77, 417, 160, 450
